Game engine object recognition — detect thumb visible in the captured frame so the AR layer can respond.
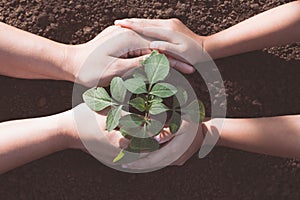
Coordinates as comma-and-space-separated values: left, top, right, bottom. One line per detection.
117, 54, 150, 69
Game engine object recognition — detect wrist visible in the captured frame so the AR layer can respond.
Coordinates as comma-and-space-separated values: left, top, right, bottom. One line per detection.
61, 44, 79, 83
54, 109, 82, 150
202, 118, 224, 147
202, 34, 219, 59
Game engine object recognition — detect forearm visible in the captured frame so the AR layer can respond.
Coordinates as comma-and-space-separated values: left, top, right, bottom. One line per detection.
215, 115, 300, 158
0, 112, 72, 174
0, 22, 74, 81
204, 1, 300, 59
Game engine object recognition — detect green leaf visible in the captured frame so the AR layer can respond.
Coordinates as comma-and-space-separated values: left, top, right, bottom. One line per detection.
148, 119, 164, 136
144, 53, 170, 85
129, 97, 146, 112
124, 78, 147, 94
113, 148, 141, 163
120, 128, 127, 137
182, 100, 206, 123
150, 83, 177, 98
130, 137, 159, 151
141, 50, 160, 65
198, 100, 206, 122
173, 87, 188, 108
150, 50, 159, 56
119, 114, 145, 129
120, 126, 144, 138
169, 112, 182, 134
120, 128, 134, 140
149, 96, 163, 103
149, 101, 169, 115
133, 68, 147, 81
106, 105, 123, 132
120, 118, 163, 138
83, 87, 113, 111
113, 149, 125, 163
110, 77, 127, 103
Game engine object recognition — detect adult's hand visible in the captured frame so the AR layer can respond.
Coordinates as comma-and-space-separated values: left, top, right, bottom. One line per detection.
65, 26, 150, 87
65, 25, 194, 87
115, 18, 208, 65
122, 116, 207, 170
63, 103, 130, 165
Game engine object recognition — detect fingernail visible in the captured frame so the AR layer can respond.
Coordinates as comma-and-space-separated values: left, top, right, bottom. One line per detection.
154, 135, 161, 142
114, 20, 121, 25
122, 164, 128, 169
187, 66, 195, 74
115, 19, 132, 25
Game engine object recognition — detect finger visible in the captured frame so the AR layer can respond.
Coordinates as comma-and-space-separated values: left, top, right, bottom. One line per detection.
144, 27, 178, 42
107, 29, 151, 57
115, 18, 166, 30
117, 54, 150, 70
115, 21, 178, 43
166, 55, 195, 74
150, 41, 195, 73
122, 133, 188, 170
154, 128, 174, 144
105, 130, 130, 149
150, 40, 178, 53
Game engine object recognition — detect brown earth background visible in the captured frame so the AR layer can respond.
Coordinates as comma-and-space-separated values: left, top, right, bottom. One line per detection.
0, 0, 300, 199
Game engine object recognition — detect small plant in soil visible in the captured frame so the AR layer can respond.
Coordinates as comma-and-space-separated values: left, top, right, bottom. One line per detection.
83, 50, 205, 163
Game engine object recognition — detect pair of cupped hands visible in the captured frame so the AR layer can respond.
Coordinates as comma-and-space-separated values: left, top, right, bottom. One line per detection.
63, 18, 208, 170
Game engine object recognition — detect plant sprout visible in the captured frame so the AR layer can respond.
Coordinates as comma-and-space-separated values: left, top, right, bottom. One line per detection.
83, 50, 205, 163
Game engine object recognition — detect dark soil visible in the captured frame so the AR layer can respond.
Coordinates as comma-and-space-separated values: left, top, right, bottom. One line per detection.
1, 0, 300, 199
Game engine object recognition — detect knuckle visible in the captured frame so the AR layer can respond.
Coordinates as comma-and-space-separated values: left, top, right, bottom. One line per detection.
121, 28, 135, 35
169, 18, 181, 28
171, 18, 181, 23
178, 45, 187, 54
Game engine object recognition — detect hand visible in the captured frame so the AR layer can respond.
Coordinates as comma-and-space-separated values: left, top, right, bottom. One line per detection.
62, 103, 179, 167
122, 116, 206, 170
63, 26, 150, 87
62, 103, 130, 165
64, 25, 194, 87
115, 18, 208, 65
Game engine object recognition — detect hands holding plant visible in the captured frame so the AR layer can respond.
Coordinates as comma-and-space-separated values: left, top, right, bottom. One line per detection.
0, 19, 206, 173
78, 48, 206, 171
64, 19, 209, 170
4, 1, 300, 173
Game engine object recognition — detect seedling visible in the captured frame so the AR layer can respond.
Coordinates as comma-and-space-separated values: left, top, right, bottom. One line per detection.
83, 50, 205, 163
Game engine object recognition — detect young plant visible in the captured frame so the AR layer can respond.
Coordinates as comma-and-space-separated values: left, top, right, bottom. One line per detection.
83, 50, 205, 163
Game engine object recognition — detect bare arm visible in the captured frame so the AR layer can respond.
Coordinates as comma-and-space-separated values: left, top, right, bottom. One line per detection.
0, 103, 134, 174
0, 112, 71, 174
123, 115, 300, 170
116, 1, 300, 60
0, 22, 74, 80
205, 1, 300, 59
215, 115, 300, 158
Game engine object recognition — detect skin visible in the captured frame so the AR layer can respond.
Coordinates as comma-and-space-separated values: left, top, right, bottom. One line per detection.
115, 1, 300, 169
115, 1, 300, 60
0, 22, 195, 174
1, 1, 300, 173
